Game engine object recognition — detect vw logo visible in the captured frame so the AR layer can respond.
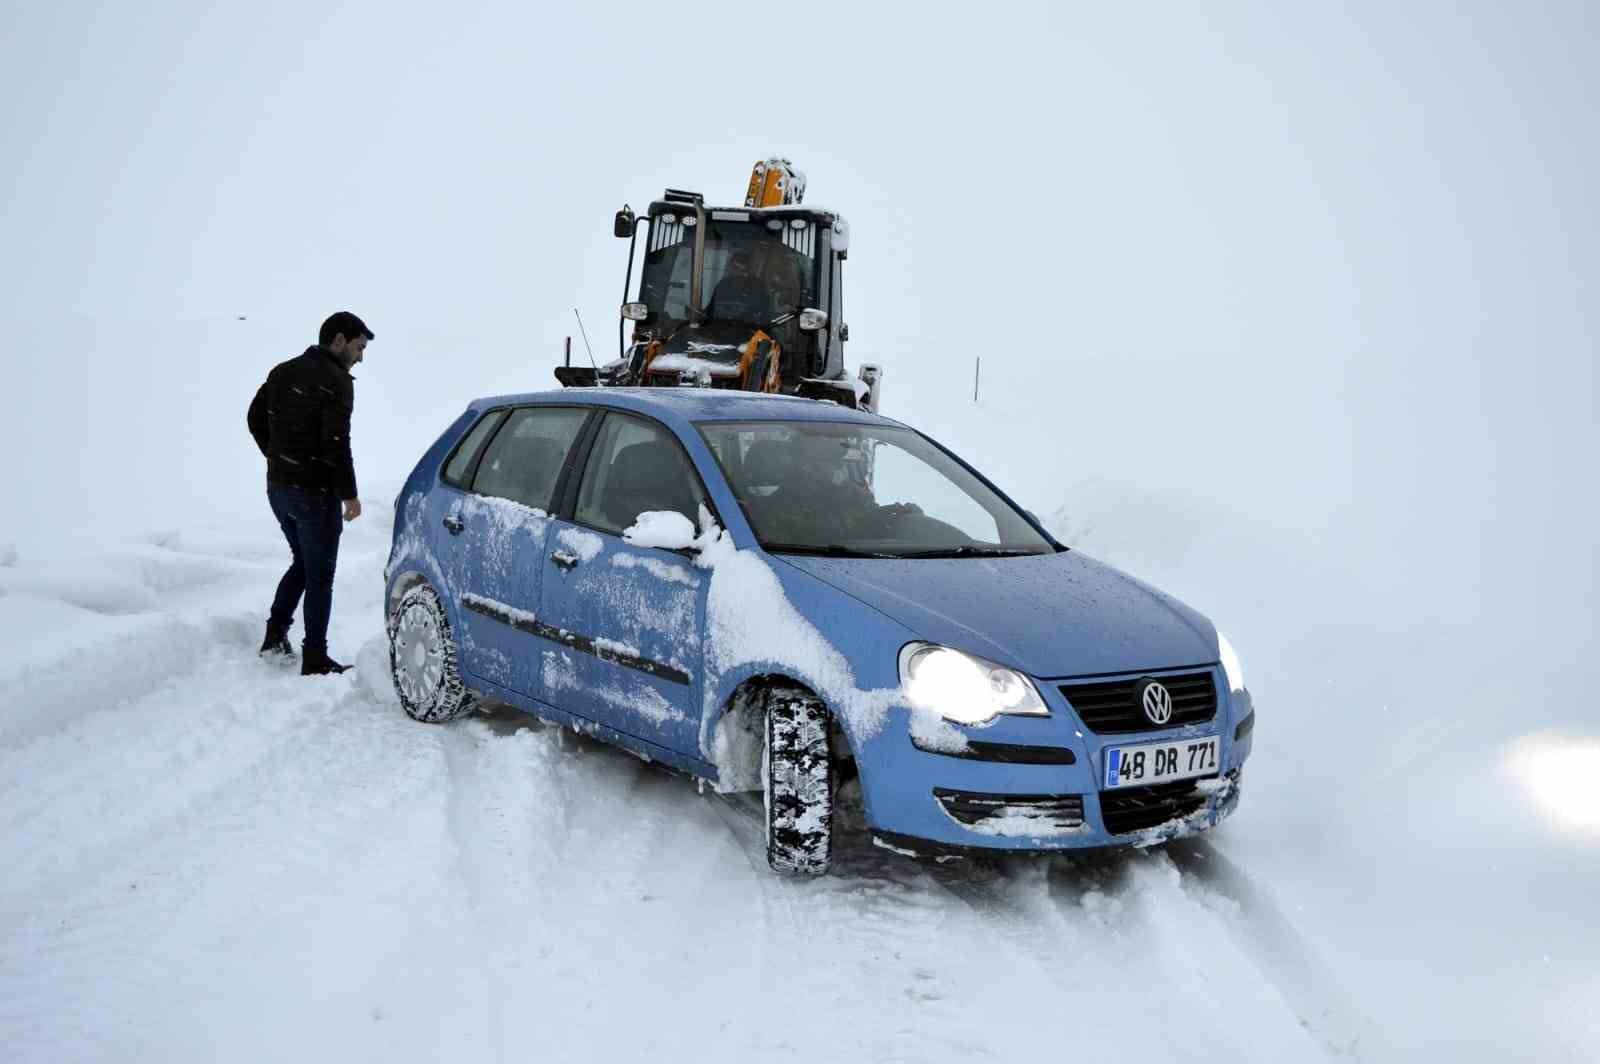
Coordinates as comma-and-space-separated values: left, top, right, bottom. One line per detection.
1140, 680, 1173, 725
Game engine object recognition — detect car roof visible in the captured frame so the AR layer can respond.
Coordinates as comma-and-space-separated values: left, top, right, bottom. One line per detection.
464, 388, 905, 431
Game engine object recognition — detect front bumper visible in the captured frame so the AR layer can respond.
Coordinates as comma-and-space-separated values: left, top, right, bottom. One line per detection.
853, 666, 1254, 853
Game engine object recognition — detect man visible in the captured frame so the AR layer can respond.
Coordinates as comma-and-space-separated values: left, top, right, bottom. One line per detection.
705, 249, 774, 324
246, 311, 371, 675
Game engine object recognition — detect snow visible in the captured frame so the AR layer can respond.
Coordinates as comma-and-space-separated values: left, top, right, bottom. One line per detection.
622, 509, 697, 550
648, 353, 742, 377
691, 520, 898, 752
555, 525, 603, 563
461, 591, 537, 629
609, 551, 697, 586
1, 428, 1595, 1064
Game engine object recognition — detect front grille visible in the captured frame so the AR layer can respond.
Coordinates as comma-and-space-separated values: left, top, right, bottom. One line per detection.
1099, 779, 1211, 834
1059, 671, 1217, 734
933, 788, 1085, 834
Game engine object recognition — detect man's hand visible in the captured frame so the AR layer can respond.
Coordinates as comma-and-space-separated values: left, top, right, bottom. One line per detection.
343, 498, 362, 522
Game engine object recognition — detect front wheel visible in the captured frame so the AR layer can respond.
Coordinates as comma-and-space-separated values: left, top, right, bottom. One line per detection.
389, 583, 476, 723
764, 688, 835, 875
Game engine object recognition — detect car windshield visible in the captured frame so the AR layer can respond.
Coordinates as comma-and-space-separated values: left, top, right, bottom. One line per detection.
698, 421, 1057, 558
639, 216, 817, 328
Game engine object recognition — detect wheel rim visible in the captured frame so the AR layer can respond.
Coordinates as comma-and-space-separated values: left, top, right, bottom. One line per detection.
394, 602, 445, 706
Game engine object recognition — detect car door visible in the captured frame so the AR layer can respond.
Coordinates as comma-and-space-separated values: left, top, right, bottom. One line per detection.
537, 410, 710, 757
445, 405, 591, 697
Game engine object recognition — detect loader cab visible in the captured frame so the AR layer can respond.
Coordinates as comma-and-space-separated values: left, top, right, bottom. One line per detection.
623, 194, 850, 389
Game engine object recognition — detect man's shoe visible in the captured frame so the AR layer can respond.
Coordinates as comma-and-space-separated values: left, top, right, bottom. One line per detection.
301, 646, 350, 676
259, 623, 295, 660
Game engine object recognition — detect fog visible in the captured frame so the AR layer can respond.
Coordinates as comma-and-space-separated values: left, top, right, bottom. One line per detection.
6, 2, 1593, 643
2, 3, 1597, 1055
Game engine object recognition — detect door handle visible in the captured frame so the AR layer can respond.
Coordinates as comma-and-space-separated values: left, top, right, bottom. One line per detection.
442, 514, 464, 535
550, 550, 580, 570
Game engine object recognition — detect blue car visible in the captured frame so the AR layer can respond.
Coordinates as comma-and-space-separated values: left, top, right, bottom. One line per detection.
384, 389, 1253, 874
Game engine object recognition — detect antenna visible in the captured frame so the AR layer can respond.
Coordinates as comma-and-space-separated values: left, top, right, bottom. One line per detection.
573, 308, 601, 383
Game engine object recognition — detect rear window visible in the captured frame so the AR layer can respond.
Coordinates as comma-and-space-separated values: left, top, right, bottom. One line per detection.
442, 409, 507, 487
470, 407, 590, 511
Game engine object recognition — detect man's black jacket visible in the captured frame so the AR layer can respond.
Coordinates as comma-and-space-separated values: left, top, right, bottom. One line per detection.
247, 346, 358, 500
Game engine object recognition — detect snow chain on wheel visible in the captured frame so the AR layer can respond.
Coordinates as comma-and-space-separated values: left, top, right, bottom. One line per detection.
389, 583, 476, 724
764, 688, 834, 875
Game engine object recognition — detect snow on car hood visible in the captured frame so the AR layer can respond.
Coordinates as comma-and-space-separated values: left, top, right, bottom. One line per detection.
774, 550, 1218, 679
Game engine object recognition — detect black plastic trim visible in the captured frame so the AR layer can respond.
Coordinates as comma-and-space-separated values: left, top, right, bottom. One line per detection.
461, 596, 690, 686
909, 735, 1076, 764
1234, 711, 1255, 741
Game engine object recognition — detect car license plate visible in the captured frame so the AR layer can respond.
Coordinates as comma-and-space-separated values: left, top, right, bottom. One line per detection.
1103, 735, 1219, 789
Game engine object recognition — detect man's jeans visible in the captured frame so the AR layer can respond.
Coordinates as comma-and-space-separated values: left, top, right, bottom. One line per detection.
267, 485, 343, 652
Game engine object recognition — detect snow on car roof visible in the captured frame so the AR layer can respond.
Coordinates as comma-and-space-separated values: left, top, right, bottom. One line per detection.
466, 387, 901, 428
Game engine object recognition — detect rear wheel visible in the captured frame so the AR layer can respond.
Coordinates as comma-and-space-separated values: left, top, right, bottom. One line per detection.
389, 583, 475, 723
763, 688, 834, 875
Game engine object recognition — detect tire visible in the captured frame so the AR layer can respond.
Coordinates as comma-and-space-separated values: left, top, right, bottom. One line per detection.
763, 688, 834, 875
389, 582, 476, 723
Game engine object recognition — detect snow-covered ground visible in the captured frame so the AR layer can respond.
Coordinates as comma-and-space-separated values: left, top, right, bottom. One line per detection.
2, 432, 1594, 1062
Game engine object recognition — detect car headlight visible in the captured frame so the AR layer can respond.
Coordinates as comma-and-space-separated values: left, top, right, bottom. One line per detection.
1217, 631, 1246, 694
898, 642, 1049, 727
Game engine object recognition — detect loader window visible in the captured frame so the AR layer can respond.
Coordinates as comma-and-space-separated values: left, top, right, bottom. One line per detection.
639, 219, 816, 328
699, 421, 1055, 558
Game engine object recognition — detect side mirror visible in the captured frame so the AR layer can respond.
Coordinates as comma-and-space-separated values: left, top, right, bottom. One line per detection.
623, 510, 698, 551
797, 308, 829, 332
621, 302, 651, 322
613, 205, 636, 239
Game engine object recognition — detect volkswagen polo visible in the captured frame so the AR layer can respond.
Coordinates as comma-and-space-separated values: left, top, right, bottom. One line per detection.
384, 389, 1254, 874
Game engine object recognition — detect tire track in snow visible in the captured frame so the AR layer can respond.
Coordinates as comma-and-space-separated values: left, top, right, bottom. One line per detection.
1168, 838, 1382, 1060
436, 713, 573, 1059
0, 613, 355, 922
0, 679, 471, 1061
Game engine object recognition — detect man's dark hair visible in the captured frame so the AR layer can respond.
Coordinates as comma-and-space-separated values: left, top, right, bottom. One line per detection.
319, 311, 375, 347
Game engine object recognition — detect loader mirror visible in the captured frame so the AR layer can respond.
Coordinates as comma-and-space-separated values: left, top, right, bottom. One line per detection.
613, 206, 636, 239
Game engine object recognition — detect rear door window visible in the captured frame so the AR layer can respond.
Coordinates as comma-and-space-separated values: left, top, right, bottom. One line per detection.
471, 407, 590, 511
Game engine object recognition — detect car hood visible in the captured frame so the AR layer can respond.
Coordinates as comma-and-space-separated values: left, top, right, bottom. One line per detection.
774, 550, 1217, 679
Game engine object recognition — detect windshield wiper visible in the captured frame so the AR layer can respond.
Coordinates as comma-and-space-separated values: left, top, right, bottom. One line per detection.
897, 546, 1043, 559
763, 543, 898, 559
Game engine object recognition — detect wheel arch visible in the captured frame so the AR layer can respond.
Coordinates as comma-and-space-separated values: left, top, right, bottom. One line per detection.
707, 671, 856, 793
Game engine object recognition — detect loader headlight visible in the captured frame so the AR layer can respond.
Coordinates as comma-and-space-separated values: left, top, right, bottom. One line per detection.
621, 302, 650, 321
1218, 631, 1246, 694
899, 642, 1049, 727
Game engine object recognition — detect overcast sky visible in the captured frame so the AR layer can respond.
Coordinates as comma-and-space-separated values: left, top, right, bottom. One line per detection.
2, 1, 1595, 663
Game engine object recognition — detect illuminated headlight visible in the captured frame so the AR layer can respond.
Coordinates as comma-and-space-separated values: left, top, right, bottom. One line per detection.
898, 642, 1049, 727
621, 302, 649, 321
797, 308, 829, 331
1218, 631, 1246, 694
